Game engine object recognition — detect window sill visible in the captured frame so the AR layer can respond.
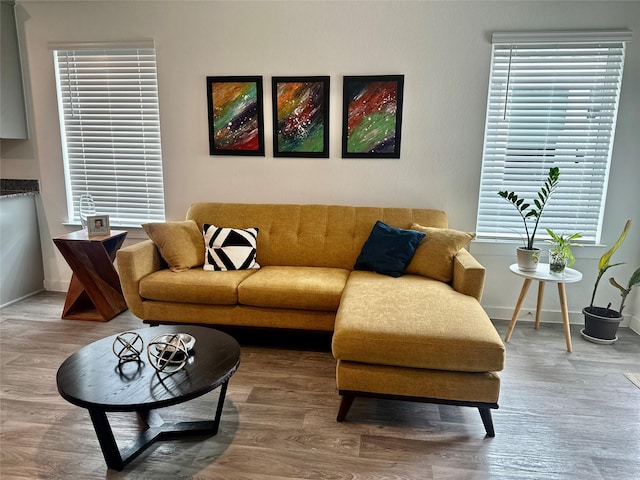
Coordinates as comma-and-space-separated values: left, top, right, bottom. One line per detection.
470, 238, 608, 260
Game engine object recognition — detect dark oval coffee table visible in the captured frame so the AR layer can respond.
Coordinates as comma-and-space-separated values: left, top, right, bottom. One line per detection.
57, 325, 240, 471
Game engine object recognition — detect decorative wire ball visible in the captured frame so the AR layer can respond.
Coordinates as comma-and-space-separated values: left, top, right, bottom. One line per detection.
147, 334, 189, 374
112, 331, 144, 361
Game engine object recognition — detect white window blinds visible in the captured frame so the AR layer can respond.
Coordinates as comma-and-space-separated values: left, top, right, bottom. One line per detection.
53, 44, 165, 227
476, 31, 631, 245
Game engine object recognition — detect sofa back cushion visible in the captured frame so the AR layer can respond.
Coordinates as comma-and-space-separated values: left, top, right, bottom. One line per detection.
186, 203, 448, 270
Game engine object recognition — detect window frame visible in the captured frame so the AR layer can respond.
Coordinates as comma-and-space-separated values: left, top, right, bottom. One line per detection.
52, 41, 166, 228
476, 31, 631, 246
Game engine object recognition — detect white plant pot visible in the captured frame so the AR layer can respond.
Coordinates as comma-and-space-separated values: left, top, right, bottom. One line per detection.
516, 247, 540, 272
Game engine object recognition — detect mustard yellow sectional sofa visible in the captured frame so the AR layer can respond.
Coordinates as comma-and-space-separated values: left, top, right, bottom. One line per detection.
116, 203, 505, 436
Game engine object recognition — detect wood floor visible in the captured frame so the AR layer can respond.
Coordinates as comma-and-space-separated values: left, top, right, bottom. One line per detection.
1, 292, 639, 479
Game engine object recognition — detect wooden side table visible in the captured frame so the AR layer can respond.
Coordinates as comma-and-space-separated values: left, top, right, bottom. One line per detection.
53, 230, 128, 321
504, 263, 582, 352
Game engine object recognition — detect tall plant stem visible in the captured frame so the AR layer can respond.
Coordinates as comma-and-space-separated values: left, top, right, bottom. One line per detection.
515, 209, 531, 249
590, 272, 604, 307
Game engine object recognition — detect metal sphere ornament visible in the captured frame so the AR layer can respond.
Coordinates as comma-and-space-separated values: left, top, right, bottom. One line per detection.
147, 333, 189, 374
112, 331, 144, 361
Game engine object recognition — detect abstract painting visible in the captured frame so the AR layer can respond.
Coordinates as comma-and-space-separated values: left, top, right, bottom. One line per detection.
272, 76, 330, 157
207, 76, 265, 156
342, 75, 404, 158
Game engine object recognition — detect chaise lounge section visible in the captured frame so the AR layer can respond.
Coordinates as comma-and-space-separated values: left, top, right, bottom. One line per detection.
116, 202, 505, 435
332, 270, 505, 436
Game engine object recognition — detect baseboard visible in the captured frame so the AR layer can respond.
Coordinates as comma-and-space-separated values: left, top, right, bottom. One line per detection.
485, 306, 585, 325
630, 315, 640, 335
43, 280, 69, 293
0, 289, 45, 309
486, 306, 639, 335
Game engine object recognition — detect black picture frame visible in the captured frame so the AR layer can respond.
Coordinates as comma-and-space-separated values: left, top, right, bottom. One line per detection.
206, 76, 265, 156
272, 76, 330, 158
342, 75, 404, 159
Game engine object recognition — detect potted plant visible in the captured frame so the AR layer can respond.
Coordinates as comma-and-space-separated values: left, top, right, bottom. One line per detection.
582, 220, 640, 343
545, 228, 582, 274
498, 166, 560, 271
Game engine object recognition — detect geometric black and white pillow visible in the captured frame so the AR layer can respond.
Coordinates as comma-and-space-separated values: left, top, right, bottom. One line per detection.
203, 224, 260, 271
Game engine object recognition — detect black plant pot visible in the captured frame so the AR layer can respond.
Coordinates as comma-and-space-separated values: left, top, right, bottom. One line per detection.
582, 306, 622, 341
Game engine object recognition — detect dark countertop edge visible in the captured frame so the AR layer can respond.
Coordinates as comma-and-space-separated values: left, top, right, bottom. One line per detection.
0, 179, 40, 197
1, 191, 39, 199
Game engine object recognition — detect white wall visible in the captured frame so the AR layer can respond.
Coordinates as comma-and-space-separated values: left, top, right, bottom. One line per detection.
3, 0, 639, 325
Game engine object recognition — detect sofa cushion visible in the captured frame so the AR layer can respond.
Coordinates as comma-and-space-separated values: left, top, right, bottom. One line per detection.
354, 221, 425, 277
238, 266, 350, 311
332, 271, 505, 373
203, 224, 260, 271
139, 269, 256, 305
142, 220, 204, 272
405, 224, 475, 282
186, 203, 449, 270
336, 360, 501, 404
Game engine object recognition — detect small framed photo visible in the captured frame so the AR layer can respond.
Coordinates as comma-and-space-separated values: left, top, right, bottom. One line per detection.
87, 215, 110, 236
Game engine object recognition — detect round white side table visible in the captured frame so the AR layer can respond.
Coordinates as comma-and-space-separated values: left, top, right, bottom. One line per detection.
504, 263, 583, 352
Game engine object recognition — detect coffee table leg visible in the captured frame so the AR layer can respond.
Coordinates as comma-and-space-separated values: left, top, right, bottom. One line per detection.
88, 409, 124, 471
212, 379, 229, 434
88, 380, 231, 471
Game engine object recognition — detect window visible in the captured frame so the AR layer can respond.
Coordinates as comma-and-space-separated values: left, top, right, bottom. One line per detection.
53, 42, 165, 227
476, 31, 631, 245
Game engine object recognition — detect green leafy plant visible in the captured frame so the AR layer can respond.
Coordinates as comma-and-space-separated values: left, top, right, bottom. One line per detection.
545, 229, 582, 267
588, 219, 640, 314
589, 220, 631, 308
610, 267, 640, 314
498, 167, 560, 250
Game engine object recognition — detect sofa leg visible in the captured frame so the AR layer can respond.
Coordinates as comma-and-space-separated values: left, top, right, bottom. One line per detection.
478, 407, 495, 437
336, 394, 355, 422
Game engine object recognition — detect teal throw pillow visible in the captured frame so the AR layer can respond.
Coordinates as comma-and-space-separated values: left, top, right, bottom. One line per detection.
354, 220, 426, 277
